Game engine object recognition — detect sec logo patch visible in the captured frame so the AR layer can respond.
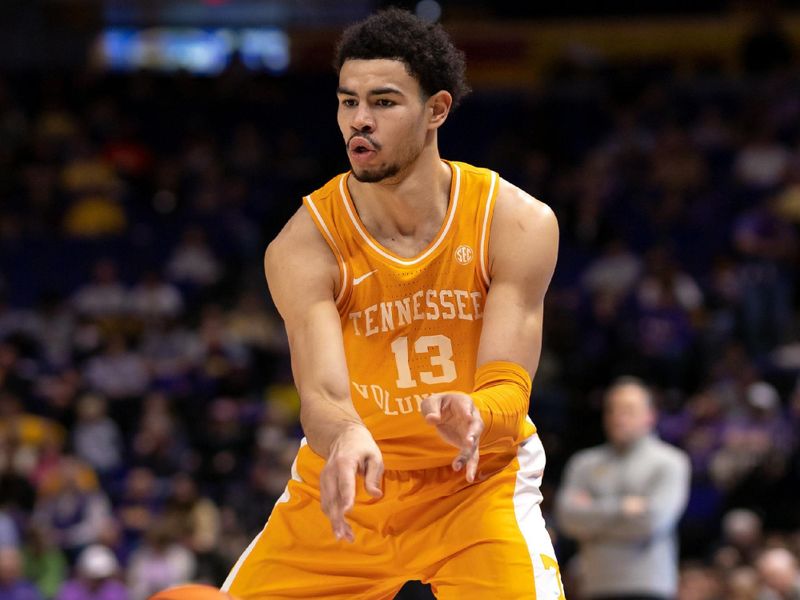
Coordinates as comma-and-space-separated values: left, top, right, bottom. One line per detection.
454, 244, 474, 265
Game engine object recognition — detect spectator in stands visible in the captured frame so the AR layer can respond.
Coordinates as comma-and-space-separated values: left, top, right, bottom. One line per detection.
581, 237, 643, 306
709, 382, 793, 512
71, 395, 123, 482
83, 334, 149, 403
56, 544, 127, 600
163, 474, 220, 555
139, 320, 201, 394
32, 457, 113, 561
162, 473, 223, 583
650, 124, 708, 196
225, 455, 293, 538
125, 519, 195, 600
0, 392, 64, 462
224, 290, 288, 384
166, 227, 222, 291
0, 510, 18, 547
116, 468, 162, 558
711, 509, 764, 576
677, 562, 724, 600
0, 298, 41, 348
83, 334, 149, 429
756, 547, 800, 600
21, 525, 67, 600
0, 441, 37, 529
690, 107, 736, 172
127, 271, 183, 324
734, 125, 791, 194
728, 566, 760, 600
59, 133, 126, 240
129, 393, 189, 478
740, 11, 795, 75
0, 546, 42, 600
635, 246, 704, 319
194, 398, 250, 495
194, 307, 250, 396
0, 345, 36, 410
71, 260, 127, 320
632, 278, 696, 390
33, 292, 76, 369
556, 377, 690, 600
732, 199, 797, 357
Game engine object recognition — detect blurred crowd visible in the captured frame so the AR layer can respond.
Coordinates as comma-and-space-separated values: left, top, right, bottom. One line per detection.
0, 16, 800, 600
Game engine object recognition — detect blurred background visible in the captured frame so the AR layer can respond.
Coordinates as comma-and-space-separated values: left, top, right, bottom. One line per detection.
1, 0, 800, 599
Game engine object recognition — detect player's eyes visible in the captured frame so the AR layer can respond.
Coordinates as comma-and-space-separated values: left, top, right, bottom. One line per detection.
375, 99, 395, 107
340, 98, 357, 107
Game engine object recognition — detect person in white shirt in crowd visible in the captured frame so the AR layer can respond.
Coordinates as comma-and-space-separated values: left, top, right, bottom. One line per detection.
556, 377, 690, 600
127, 270, 183, 323
166, 227, 222, 289
71, 260, 127, 319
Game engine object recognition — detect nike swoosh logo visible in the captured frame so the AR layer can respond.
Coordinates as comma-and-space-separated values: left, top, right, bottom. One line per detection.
353, 269, 378, 286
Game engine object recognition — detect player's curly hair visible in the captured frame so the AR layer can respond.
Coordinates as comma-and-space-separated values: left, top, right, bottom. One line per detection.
333, 8, 471, 109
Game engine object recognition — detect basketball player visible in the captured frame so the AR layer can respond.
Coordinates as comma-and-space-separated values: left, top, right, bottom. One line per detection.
223, 8, 564, 599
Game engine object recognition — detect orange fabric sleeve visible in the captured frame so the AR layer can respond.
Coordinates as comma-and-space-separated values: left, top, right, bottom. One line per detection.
470, 360, 534, 453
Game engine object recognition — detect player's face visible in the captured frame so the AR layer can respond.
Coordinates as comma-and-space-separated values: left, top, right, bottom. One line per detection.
337, 59, 430, 183
603, 385, 655, 447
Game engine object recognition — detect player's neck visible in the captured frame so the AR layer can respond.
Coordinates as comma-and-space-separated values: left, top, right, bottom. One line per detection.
348, 151, 451, 241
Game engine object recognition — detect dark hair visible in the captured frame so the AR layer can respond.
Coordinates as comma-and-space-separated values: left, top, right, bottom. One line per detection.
605, 375, 655, 409
333, 7, 471, 109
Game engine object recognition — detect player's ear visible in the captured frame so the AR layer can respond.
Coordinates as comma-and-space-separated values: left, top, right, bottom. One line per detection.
427, 90, 452, 130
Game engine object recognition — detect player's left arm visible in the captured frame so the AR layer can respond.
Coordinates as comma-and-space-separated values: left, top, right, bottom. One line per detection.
422, 179, 558, 479
472, 179, 559, 438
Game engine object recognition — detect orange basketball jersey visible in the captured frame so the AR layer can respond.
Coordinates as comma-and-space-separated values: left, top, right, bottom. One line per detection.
303, 160, 536, 470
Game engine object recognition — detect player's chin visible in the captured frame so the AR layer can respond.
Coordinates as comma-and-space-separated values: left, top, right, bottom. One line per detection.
351, 167, 386, 183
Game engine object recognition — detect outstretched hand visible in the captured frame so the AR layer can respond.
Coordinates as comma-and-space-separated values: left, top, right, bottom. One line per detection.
421, 392, 484, 482
320, 424, 383, 543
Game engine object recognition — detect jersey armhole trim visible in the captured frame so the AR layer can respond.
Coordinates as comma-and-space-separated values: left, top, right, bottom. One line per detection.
479, 171, 499, 288
302, 195, 349, 307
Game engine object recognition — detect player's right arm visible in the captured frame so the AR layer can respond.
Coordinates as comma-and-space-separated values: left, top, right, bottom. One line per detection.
265, 207, 383, 542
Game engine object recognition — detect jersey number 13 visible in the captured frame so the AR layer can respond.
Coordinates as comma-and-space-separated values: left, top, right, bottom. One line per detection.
390, 335, 457, 389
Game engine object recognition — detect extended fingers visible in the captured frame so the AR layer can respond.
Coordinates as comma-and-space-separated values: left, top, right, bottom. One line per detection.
363, 455, 384, 498
466, 409, 484, 444
465, 443, 480, 482
421, 394, 446, 424
453, 405, 483, 479
337, 460, 356, 513
321, 459, 357, 542
452, 430, 478, 472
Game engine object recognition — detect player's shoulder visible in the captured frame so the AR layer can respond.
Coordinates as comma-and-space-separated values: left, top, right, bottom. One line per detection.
267, 207, 312, 258
494, 177, 557, 234
264, 206, 339, 306
266, 172, 348, 261
305, 172, 348, 206
449, 160, 494, 179
265, 205, 335, 273
486, 177, 558, 277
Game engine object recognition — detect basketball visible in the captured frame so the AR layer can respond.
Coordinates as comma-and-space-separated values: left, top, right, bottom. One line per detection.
148, 584, 240, 600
